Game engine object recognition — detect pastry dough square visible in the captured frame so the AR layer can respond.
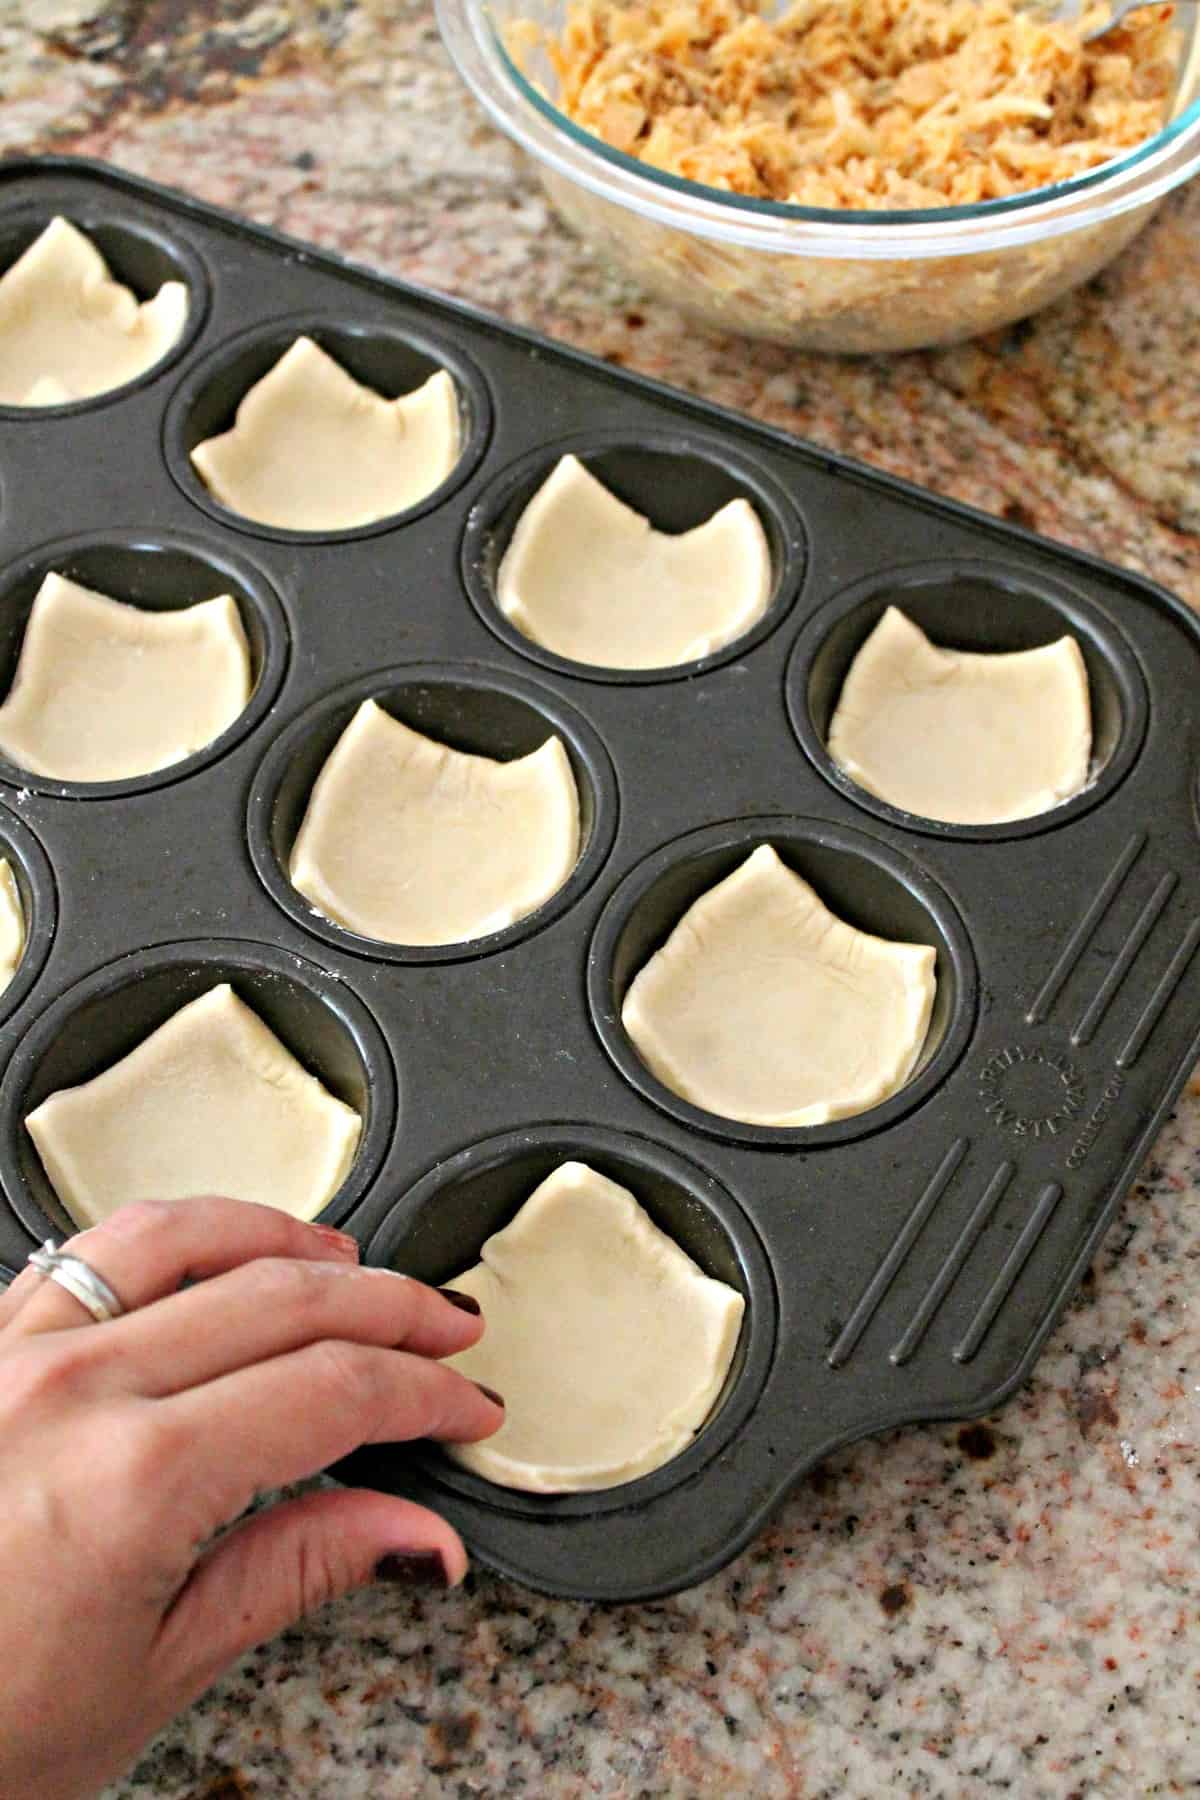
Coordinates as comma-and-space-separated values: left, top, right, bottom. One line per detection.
444, 1161, 745, 1492
622, 844, 937, 1126
289, 700, 580, 945
828, 606, 1092, 825
0, 859, 24, 996
496, 454, 771, 669
0, 217, 187, 406
0, 573, 251, 782
190, 336, 460, 531
25, 984, 362, 1229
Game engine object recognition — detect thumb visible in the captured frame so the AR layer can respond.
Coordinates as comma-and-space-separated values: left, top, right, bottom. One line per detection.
156, 1487, 468, 1695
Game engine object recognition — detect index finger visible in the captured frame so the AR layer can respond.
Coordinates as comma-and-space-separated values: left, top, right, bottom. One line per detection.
4, 1195, 360, 1337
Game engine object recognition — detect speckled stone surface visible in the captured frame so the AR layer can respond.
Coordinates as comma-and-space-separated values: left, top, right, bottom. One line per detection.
2, 3, 1199, 1794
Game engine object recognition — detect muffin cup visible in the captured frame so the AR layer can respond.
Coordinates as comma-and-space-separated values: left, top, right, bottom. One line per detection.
247, 661, 618, 962
338, 1121, 776, 1519
589, 815, 978, 1146
0, 940, 397, 1239
461, 429, 806, 682
0, 800, 55, 1027
0, 531, 290, 800
164, 313, 492, 542
786, 558, 1148, 840
0, 203, 208, 414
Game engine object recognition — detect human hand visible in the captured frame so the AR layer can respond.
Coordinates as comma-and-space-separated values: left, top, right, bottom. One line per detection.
0, 1195, 503, 1800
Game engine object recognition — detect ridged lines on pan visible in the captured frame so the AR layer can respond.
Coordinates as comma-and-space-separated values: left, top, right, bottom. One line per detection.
953, 1181, 1064, 1364
1024, 831, 1146, 1025
1070, 870, 1179, 1047
1116, 918, 1200, 1068
1025, 832, 1196, 1056
889, 1159, 1018, 1366
827, 1137, 969, 1369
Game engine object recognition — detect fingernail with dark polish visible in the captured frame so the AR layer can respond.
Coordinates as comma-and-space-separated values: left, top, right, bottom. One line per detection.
312, 1225, 359, 1257
475, 1382, 505, 1408
373, 1550, 449, 1587
437, 1286, 481, 1316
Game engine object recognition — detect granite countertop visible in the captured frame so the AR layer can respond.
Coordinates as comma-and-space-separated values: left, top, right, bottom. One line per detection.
2, 2, 1199, 1794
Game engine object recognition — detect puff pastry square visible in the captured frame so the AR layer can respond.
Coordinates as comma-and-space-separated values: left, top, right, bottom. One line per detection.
828, 606, 1091, 825
0, 573, 251, 782
0, 860, 24, 996
622, 844, 937, 1126
444, 1161, 744, 1492
0, 217, 187, 406
191, 336, 460, 530
26, 984, 362, 1229
289, 700, 579, 946
497, 454, 771, 669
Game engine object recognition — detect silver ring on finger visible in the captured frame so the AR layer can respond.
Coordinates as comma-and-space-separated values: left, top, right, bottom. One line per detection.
26, 1239, 126, 1324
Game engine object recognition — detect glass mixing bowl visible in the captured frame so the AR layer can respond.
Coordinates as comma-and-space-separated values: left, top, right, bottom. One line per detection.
436, 0, 1200, 351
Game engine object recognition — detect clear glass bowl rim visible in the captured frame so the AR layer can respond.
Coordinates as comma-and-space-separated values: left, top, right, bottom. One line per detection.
437, 0, 1200, 258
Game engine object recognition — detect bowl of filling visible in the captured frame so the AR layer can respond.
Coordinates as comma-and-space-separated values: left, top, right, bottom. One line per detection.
436, 0, 1200, 350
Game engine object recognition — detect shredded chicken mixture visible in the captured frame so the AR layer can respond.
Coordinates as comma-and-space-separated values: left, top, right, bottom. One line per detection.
524, 0, 1178, 208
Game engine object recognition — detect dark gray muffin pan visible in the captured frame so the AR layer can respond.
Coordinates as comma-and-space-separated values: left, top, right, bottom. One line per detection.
0, 158, 1196, 1602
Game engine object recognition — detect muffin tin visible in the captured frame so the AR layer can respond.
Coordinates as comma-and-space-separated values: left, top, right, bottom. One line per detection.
0, 157, 1197, 1603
